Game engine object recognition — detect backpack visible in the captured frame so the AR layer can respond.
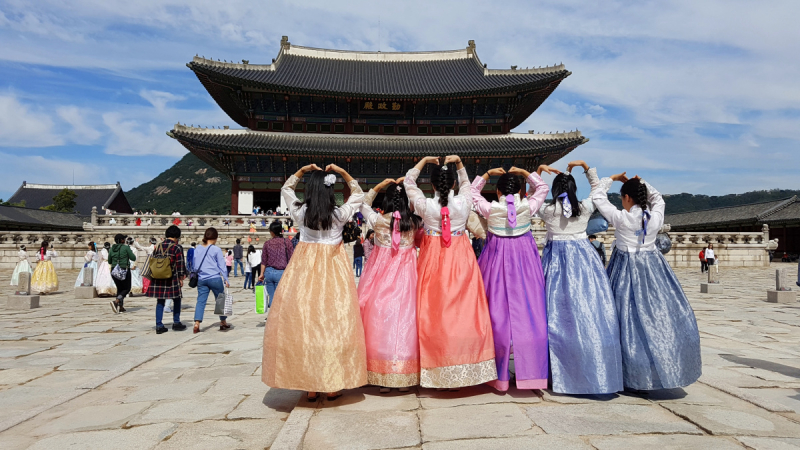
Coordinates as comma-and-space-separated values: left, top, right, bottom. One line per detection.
148, 243, 175, 280
342, 221, 361, 244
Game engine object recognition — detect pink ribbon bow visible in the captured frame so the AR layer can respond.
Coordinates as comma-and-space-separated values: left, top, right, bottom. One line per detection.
392, 211, 402, 253
441, 207, 452, 247
505, 194, 517, 228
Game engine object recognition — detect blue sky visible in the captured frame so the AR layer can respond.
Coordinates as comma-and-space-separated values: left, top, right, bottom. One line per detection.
1, 0, 798, 201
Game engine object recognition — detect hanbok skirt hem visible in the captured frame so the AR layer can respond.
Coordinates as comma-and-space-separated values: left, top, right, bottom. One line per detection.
368, 371, 420, 388
420, 359, 497, 389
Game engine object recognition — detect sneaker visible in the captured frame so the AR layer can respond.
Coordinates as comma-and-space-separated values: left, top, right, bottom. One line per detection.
156, 326, 169, 334
118, 306, 127, 313
109, 301, 119, 314
164, 307, 172, 313
172, 323, 187, 331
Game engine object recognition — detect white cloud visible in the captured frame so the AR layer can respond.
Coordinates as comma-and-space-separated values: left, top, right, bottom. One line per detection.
139, 89, 186, 111
56, 106, 102, 143
0, 94, 63, 147
0, 152, 102, 196
102, 112, 187, 157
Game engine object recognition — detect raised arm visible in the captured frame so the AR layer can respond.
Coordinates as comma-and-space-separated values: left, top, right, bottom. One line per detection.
565, 160, 599, 214
405, 156, 439, 217
509, 166, 549, 214
445, 155, 471, 204
361, 178, 394, 228
592, 172, 627, 227
470, 175, 493, 218
642, 179, 665, 229
327, 164, 364, 221
282, 164, 321, 223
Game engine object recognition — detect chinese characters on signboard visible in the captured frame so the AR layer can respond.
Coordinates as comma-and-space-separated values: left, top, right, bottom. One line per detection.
361, 101, 403, 113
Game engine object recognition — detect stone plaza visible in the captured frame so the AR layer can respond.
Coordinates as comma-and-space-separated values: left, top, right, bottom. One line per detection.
0, 263, 798, 449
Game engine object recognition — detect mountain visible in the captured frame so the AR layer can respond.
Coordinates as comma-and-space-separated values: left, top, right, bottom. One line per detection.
126, 154, 800, 216
125, 153, 231, 214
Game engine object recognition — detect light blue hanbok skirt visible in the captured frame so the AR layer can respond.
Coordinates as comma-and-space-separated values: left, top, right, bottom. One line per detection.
74, 261, 98, 288
542, 239, 623, 394
606, 248, 702, 390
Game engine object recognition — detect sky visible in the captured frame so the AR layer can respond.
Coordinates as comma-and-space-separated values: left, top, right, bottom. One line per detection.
1, 0, 799, 201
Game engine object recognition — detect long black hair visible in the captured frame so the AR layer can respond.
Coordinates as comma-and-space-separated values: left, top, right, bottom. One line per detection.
549, 173, 581, 218
496, 173, 523, 197
430, 164, 455, 208
620, 178, 649, 229
381, 182, 423, 232
298, 170, 336, 230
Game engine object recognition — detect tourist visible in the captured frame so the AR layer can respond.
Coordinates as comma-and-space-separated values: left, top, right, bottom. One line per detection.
589, 234, 607, 266
363, 230, 374, 263
259, 220, 294, 306
249, 240, 262, 288
470, 166, 550, 392
232, 239, 244, 277
186, 242, 197, 275
357, 178, 422, 392
537, 160, 623, 395
699, 247, 708, 273
291, 230, 300, 248
31, 241, 59, 294
11, 245, 33, 288
404, 155, 497, 389
593, 172, 702, 390
134, 237, 158, 302
126, 237, 144, 296
95, 242, 117, 298
705, 243, 716, 270
192, 227, 230, 333
243, 245, 255, 290
108, 233, 136, 313
146, 225, 188, 334
225, 250, 233, 276
73, 242, 98, 288
353, 239, 364, 277
262, 163, 366, 402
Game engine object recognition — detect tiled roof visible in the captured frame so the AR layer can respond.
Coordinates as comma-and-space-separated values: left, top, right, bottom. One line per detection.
0, 205, 84, 231
168, 125, 588, 158
665, 196, 798, 229
188, 40, 569, 99
7, 183, 128, 216
759, 197, 800, 224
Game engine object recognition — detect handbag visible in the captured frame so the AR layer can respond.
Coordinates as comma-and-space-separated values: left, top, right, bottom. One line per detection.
254, 281, 268, 314
148, 243, 174, 280
214, 274, 233, 316
111, 264, 127, 281
189, 245, 211, 288
342, 221, 361, 244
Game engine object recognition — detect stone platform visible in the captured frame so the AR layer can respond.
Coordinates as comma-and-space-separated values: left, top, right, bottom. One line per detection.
0, 264, 799, 449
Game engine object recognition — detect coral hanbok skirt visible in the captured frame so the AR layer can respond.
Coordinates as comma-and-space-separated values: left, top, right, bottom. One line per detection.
358, 245, 420, 387
417, 233, 497, 388
262, 241, 367, 393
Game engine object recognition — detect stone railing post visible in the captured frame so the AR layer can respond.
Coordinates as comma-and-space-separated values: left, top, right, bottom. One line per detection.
91, 207, 98, 226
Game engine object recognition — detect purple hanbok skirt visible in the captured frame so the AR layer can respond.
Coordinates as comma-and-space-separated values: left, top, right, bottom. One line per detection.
477, 231, 548, 391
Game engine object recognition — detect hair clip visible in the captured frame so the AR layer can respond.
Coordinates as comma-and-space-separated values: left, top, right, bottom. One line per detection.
441, 165, 449, 171
396, 185, 402, 192
323, 174, 336, 186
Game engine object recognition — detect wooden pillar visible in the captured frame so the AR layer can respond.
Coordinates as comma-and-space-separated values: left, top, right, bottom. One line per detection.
230, 180, 239, 215
783, 225, 788, 253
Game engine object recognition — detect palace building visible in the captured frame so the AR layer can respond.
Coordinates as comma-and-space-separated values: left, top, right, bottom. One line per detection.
169, 37, 587, 214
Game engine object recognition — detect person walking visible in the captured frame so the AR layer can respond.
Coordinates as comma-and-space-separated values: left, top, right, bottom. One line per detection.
31, 241, 58, 294
232, 239, 244, 277
146, 225, 188, 334
248, 243, 262, 290
699, 248, 707, 273
192, 227, 231, 333
353, 239, 364, 277
589, 234, 607, 266
186, 242, 197, 275
259, 220, 294, 307
108, 234, 136, 313
243, 245, 255, 290
705, 244, 716, 272
225, 250, 233, 276
95, 242, 117, 298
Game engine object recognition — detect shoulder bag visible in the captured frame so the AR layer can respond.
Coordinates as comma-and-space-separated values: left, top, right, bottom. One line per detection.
148, 243, 174, 280
342, 221, 361, 244
188, 245, 211, 288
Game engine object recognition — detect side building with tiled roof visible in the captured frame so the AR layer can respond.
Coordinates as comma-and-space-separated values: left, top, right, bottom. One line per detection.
7, 182, 133, 217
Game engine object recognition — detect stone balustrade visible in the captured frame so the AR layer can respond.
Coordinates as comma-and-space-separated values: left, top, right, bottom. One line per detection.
89, 214, 292, 231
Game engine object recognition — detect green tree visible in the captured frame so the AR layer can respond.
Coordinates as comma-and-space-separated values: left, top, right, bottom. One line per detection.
0, 198, 26, 207
41, 188, 77, 213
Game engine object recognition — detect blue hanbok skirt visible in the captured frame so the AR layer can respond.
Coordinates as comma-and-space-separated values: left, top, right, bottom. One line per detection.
542, 239, 623, 394
74, 261, 98, 288
606, 248, 702, 390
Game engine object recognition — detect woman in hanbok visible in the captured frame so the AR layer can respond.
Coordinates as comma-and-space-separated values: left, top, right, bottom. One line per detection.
470, 166, 550, 392
134, 238, 157, 295
262, 163, 367, 402
593, 172, 702, 390
95, 242, 117, 298
31, 241, 58, 294
358, 177, 422, 392
404, 155, 497, 389
11, 245, 33, 287
538, 160, 623, 394
127, 237, 144, 295
74, 242, 99, 288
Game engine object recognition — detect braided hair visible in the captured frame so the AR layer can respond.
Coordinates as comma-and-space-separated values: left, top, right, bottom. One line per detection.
496, 173, 523, 197
549, 173, 581, 218
430, 164, 455, 208
620, 178, 649, 229
381, 182, 423, 232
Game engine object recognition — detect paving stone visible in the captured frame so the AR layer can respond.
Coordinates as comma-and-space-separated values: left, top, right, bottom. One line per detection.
525, 404, 701, 435
128, 395, 244, 425
124, 380, 214, 403
154, 419, 282, 450
591, 435, 744, 449
419, 385, 540, 409
57, 352, 151, 371
108, 368, 184, 388
31, 402, 151, 436
664, 403, 800, 437
422, 435, 592, 450
740, 388, 800, 413
646, 383, 731, 405
204, 375, 267, 397
176, 363, 256, 382
27, 422, 177, 450
24, 369, 108, 389
322, 387, 420, 412
541, 390, 651, 405
227, 388, 300, 419
420, 403, 536, 442
736, 436, 800, 449
0, 367, 53, 385
305, 410, 420, 449
0, 346, 51, 358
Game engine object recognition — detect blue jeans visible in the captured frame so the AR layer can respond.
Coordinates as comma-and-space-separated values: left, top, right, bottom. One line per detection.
156, 297, 181, 328
233, 258, 244, 276
243, 272, 253, 289
353, 256, 363, 277
264, 267, 284, 307
194, 277, 227, 323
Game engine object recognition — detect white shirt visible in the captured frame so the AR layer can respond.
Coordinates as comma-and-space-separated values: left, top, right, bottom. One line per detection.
84, 251, 96, 262
538, 168, 602, 241
18, 250, 29, 262
705, 249, 715, 260
592, 177, 665, 252
282, 175, 364, 245
248, 251, 261, 268
404, 167, 471, 233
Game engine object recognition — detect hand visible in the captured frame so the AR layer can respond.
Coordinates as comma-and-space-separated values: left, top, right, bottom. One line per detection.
225, 281, 230, 288
375, 178, 395, 191
325, 164, 344, 174
537, 165, 562, 176
179, 279, 184, 287
444, 155, 461, 165
610, 172, 629, 183
566, 160, 588, 173
508, 166, 531, 178
422, 156, 440, 165
395, 176, 405, 184
486, 168, 506, 177
258, 275, 264, 282
300, 164, 321, 173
